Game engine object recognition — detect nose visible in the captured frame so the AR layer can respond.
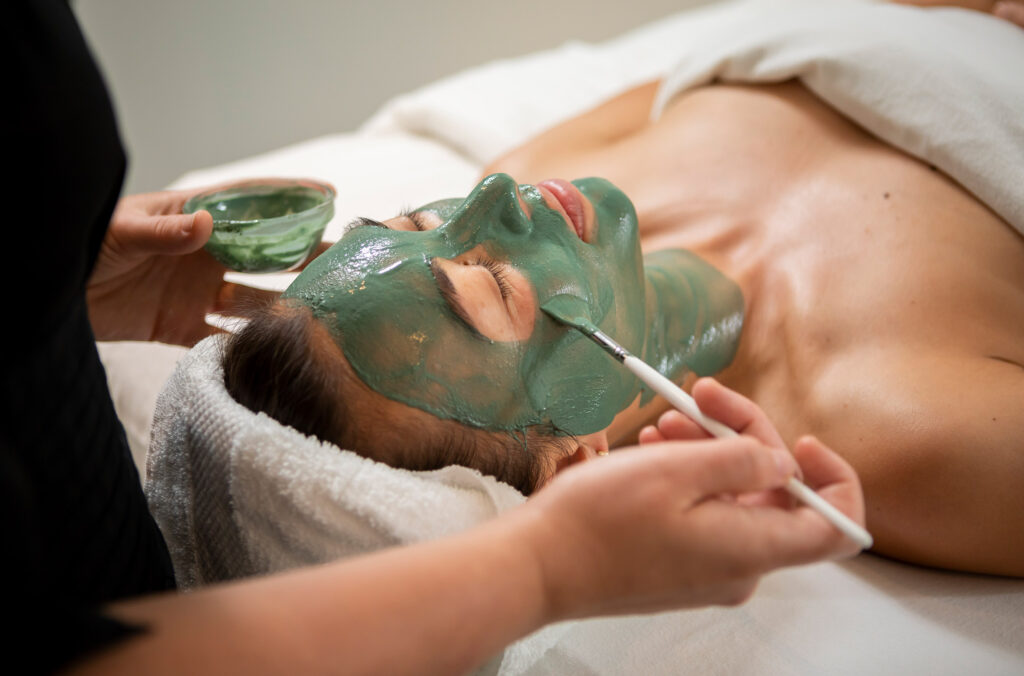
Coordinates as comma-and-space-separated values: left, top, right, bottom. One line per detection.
448, 173, 532, 238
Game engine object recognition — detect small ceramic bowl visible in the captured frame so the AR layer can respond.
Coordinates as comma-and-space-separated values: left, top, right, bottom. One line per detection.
183, 178, 335, 273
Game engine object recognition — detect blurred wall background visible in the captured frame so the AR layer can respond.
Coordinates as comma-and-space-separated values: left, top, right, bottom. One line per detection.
73, 0, 714, 195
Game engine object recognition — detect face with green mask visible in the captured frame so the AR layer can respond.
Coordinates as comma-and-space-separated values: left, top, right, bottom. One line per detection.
284, 173, 649, 436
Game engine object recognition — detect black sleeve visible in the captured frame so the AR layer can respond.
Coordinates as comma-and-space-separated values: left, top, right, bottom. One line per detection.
2, 1, 176, 672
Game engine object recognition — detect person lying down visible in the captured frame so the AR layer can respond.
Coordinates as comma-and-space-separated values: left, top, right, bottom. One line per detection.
225, 176, 747, 494
223, 1, 1024, 578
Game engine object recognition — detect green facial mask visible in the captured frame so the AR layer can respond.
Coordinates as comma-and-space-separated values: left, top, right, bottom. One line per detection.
285, 174, 743, 435
640, 249, 745, 403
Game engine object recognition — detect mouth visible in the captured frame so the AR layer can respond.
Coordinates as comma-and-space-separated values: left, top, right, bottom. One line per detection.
536, 179, 592, 243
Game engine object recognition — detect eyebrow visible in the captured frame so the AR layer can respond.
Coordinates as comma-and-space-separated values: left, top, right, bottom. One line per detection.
429, 260, 485, 338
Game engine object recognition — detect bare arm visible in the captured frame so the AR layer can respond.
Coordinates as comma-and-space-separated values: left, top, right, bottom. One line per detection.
71, 436, 863, 675
76, 512, 547, 675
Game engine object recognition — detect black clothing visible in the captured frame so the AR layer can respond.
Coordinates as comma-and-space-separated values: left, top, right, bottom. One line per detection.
4, 1, 176, 672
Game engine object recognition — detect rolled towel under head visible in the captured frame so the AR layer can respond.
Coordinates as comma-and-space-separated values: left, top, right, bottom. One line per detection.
145, 334, 526, 588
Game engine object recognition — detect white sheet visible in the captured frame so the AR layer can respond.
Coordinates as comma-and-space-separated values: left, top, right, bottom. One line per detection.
95, 1, 1024, 673
650, 0, 1024, 235
523, 556, 1024, 675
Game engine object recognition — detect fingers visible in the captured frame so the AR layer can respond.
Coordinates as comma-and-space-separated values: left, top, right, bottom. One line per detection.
792, 435, 865, 524
637, 425, 665, 444
644, 378, 787, 447
110, 208, 214, 257
994, 0, 1024, 28
118, 188, 195, 215
741, 435, 866, 565
638, 411, 707, 444
651, 409, 710, 442
691, 378, 787, 448
650, 437, 794, 501
112, 183, 335, 262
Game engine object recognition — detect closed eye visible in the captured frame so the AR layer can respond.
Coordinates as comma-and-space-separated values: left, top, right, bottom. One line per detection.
431, 258, 513, 325
430, 247, 536, 342
479, 257, 514, 303
349, 216, 389, 230
348, 210, 437, 232
399, 208, 431, 232
430, 256, 517, 335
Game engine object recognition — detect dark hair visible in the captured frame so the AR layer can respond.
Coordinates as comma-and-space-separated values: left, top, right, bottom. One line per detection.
222, 303, 565, 494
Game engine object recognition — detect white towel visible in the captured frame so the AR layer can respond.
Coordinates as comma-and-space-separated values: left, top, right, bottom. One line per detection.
360, 0, 741, 165
145, 335, 571, 674
650, 0, 1024, 237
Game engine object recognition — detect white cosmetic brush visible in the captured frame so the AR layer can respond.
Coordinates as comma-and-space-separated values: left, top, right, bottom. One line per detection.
542, 295, 873, 550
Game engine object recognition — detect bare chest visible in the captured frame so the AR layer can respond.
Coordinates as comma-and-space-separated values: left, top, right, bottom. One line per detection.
600, 84, 1024, 438
491, 81, 1024, 439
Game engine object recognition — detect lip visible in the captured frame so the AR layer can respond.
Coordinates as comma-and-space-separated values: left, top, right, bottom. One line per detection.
536, 179, 592, 243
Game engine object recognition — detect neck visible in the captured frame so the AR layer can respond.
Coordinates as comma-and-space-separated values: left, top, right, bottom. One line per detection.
603, 249, 745, 446
640, 249, 744, 385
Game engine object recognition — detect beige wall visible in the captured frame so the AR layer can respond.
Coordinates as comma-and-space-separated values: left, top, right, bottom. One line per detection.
73, 0, 713, 194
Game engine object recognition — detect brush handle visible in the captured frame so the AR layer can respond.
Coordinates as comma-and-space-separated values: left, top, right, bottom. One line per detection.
624, 356, 738, 439
622, 355, 873, 550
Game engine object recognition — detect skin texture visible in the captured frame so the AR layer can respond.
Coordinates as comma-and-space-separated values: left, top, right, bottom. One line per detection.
285, 175, 743, 436
484, 75, 1024, 576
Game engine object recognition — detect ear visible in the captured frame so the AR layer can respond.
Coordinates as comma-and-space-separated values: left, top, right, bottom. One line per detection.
552, 430, 610, 475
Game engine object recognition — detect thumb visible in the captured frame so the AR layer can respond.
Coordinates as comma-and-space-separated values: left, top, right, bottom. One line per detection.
113, 209, 213, 257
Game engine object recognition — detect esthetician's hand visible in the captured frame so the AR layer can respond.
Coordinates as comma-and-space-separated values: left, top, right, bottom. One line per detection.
87, 188, 330, 346
524, 405, 864, 621
638, 378, 860, 511
993, 0, 1024, 27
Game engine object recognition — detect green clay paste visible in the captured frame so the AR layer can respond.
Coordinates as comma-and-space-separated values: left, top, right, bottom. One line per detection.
191, 184, 333, 273
639, 249, 744, 403
285, 174, 743, 436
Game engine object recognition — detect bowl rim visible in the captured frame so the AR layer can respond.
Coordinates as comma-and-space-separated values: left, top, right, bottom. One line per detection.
182, 178, 336, 229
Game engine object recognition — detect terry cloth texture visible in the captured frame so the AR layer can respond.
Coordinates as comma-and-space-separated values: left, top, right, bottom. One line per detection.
146, 335, 571, 675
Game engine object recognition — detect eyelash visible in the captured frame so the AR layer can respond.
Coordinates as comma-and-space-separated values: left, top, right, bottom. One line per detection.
352, 216, 387, 229
399, 208, 429, 232
362, 207, 512, 307
395, 208, 513, 303
478, 257, 514, 301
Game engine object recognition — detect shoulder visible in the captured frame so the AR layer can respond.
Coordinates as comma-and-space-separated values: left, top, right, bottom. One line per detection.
805, 347, 1024, 575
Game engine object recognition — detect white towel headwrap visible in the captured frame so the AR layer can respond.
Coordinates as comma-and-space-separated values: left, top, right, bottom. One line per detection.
146, 334, 530, 587
146, 335, 574, 674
